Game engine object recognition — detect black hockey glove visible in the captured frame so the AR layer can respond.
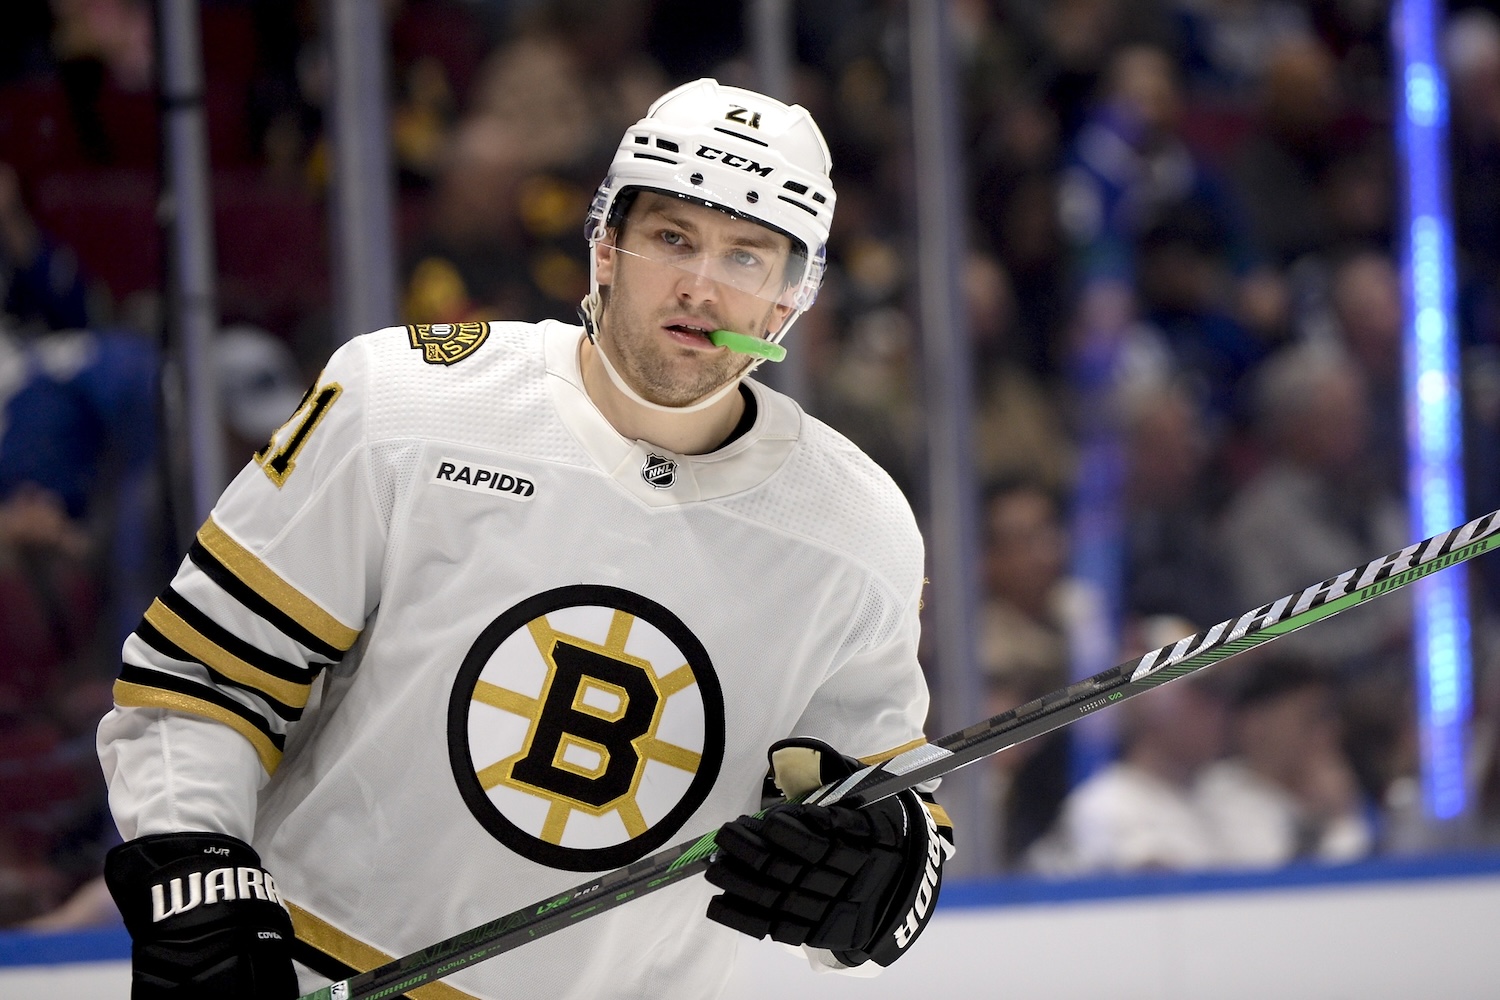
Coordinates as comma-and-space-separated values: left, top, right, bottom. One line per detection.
705, 738, 952, 968
104, 832, 298, 1000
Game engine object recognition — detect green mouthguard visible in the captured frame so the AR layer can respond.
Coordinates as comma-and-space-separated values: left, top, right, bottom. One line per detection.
707, 329, 786, 362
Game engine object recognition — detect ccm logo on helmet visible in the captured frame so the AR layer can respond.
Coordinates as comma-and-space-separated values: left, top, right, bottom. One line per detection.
695, 145, 774, 177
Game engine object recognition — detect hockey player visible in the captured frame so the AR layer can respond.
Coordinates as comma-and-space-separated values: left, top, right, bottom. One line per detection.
97, 79, 953, 999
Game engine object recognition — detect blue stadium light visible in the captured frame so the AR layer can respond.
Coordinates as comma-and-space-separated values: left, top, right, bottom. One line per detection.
1395, 0, 1472, 821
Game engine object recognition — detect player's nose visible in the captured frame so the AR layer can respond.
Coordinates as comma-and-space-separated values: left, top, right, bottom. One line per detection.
673, 260, 719, 303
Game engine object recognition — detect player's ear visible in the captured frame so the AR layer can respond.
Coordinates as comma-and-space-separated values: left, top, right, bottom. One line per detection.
594, 234, 618, 287
766, 302, 793, 335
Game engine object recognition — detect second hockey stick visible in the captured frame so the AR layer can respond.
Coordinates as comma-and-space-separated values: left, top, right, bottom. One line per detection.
299, 507, 1500, 1000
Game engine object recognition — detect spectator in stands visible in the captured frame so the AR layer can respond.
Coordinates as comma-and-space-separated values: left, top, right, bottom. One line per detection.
0, 162, 89, 332
978, 477, 1078, 871
1016, 0, 1175, 141
1119, 374, 1235, 628
813, 305, 921, 496
969, 251, 1074, 495
0, 316, 162, 927
403, 116, 543, 324
983, 660, 1071, 871
214, 324, 311, 465
979, 478, 1081, 692
1219, 341, 1410, 672
50, 0, 156, 165
1057, 44, 1253, 287
1171, 0, 1312, 95
1231, 36, 1375, 270
1130, 202, 1270, 424
1197, 658, 1373, 867
1328, 249, 1404, 496
1447, 9, 1500, 283
1027, 651, 1229, 875
0, 323, 303, 930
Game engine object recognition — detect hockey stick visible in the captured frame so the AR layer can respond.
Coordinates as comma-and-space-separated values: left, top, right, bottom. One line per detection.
299, 508, 1500, 1000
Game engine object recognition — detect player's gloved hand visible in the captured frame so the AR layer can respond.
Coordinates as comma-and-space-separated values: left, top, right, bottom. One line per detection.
104, 832, 298, 999
705, 738, 950, 967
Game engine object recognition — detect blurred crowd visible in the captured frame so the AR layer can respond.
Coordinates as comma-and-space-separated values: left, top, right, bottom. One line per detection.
3, 0, 1500, 925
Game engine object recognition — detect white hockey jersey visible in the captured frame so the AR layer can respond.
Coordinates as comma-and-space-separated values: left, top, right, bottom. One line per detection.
98, 320, 935, 1000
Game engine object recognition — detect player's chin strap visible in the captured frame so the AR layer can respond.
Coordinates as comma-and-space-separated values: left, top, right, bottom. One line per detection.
578, 292, 756, 416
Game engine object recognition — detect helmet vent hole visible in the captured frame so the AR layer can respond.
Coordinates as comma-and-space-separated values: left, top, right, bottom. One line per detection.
746, 191, 760, 203
690, 173, 704, 185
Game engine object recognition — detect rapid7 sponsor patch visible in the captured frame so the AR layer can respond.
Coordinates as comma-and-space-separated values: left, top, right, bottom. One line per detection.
433, 458, 535, 500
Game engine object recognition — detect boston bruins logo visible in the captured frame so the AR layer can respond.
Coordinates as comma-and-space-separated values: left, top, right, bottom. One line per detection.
407, 322, 489, 365
448, 585, 724, 871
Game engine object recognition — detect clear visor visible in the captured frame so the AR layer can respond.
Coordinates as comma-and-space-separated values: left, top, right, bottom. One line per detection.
599, 239, 809, 313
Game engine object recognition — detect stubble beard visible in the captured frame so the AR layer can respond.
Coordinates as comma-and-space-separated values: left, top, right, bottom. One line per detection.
599, 290, 756, 408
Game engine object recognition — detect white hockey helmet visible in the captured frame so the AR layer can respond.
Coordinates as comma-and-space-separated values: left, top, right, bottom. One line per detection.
585, 78, 836, 340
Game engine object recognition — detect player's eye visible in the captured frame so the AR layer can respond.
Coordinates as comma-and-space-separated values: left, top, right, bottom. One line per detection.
657, 229, 690, 251
728, 248, 765, 270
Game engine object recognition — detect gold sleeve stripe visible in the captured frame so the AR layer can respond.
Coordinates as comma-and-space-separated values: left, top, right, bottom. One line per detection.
857, 737, 929, 766
923, 800, 953, 830
144, 599, 313, 709
113, 679, 283, 774
287, 901, 478, 1000
197, 518, 360, 652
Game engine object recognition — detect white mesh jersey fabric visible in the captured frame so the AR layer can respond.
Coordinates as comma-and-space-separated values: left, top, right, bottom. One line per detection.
361, 323, 592, 469
720, 417, 920, 589
716, 413, 923, 656
368, 439, 422, 530
104, 319, 933, 1000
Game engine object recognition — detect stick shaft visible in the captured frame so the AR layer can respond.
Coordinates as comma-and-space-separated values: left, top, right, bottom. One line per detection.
302, 508, 1500, 1000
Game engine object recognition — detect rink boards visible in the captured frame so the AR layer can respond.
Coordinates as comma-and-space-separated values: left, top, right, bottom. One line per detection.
6, 852, 1500, 999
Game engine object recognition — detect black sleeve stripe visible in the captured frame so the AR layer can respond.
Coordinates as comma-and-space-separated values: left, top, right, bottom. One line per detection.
188, 541, 348, 662
159, 586, 324, 684
192, 517, 361, 657
134, 619, 307, 722
114, 669, 285, 773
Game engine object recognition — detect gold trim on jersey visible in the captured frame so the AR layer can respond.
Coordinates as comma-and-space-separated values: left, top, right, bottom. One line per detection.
197, 518, 361, 652
112, 679, 282, 773
477, 611, 701, 842
858, 737, 929, 766
287, 901, 477, 1000
143, 598, 313, 709
856, 740, 952, 831
923, 801, 953, 830
406, 322, 490, 365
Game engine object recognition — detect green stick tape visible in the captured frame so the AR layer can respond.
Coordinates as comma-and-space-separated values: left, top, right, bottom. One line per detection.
707, 329, 785, 362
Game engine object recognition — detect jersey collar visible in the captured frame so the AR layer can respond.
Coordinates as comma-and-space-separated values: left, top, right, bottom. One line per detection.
543, 323, 800, 506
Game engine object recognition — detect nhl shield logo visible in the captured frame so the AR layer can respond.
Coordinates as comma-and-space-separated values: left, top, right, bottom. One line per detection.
641, 453, 676, 489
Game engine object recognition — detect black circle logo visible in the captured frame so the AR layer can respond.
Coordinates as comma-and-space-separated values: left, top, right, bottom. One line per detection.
448, 586, 725, 871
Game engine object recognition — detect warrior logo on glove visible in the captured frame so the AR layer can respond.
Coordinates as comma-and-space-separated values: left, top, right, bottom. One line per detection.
449, 585, 726, 871
705, 738, 954, 968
